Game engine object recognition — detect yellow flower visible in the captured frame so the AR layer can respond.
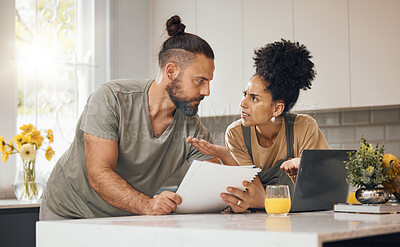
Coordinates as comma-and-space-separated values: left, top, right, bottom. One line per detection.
19, 124, 35, 134
19, 143, 36, 161
0, 136, 6, 153
45, 129, 54, 144
8, 140, 15, 151
13, 134, 28, 149
45, 146, 55, 161
1, 143, 13, 163
1, 152, 10, 163
27, 130, 43, 148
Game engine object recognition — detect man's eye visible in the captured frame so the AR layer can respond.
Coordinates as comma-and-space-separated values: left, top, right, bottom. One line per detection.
196, 79, 204, 84
242, 91, 247, 97
252, 96, 258, 102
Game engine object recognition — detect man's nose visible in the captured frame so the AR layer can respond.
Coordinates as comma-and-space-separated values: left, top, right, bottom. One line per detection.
200, 81, 210, 96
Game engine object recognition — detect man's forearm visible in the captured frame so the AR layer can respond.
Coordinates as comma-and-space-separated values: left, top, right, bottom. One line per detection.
87, 166, 151, 215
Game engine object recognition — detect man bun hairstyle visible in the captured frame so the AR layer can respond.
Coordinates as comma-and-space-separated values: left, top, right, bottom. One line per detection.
159, 15, 214, 70
166, 15, 186, 36
254, 39, 315, 112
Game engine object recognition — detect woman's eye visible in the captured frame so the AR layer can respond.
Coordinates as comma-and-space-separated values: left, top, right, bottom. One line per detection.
252, 96, 258, 102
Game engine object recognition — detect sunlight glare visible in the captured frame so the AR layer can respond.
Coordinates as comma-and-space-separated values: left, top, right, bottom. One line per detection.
18, 40, 62, 75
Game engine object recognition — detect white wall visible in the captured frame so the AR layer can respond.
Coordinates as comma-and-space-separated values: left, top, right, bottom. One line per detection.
109, 0, 150, 81
94, 0, 111, 88
0, 0, 17, 188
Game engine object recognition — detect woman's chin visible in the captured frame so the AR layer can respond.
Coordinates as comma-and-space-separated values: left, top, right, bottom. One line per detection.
241, 118, 253, 127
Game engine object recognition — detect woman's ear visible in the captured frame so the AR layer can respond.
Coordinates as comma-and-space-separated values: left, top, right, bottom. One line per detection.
273, 101, 285, 117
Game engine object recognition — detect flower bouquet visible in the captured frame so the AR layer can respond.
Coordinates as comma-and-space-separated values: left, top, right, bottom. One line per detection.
1, 124, 55, 201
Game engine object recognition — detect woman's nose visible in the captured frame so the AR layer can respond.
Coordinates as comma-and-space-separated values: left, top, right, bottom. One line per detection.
240, 97, 247, 108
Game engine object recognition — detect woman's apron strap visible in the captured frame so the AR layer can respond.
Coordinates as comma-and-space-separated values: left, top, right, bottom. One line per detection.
241, 112, 297, 197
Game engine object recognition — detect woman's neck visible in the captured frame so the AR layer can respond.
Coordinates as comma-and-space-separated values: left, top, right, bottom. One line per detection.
255, 116, 283, 148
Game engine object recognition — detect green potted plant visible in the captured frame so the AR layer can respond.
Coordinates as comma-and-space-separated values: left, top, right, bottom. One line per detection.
344, 136, 392, 204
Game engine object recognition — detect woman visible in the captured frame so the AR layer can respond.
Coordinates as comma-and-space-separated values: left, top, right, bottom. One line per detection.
187, 39, 329, 213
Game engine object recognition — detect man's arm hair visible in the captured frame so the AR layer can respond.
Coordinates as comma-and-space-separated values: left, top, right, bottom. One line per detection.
84, 132, 181, 215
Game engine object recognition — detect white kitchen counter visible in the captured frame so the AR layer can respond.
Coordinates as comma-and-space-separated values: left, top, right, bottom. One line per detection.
36, 211, 400, 247
0, 199, 40, 209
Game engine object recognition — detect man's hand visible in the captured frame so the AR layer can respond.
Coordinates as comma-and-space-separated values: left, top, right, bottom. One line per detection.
280, 158, 301, 183
142, 191, 182, 215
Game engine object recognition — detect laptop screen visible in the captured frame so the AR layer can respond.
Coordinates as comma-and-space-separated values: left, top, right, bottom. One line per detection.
290, 149, 355, 212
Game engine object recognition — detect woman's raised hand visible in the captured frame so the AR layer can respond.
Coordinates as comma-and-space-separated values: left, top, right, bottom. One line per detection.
186, 136, 221, 157
186, 136, 238, 166
280, 158, 301, 183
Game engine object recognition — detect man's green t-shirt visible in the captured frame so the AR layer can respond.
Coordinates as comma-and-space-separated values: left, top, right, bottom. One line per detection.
44, 79, 213, 218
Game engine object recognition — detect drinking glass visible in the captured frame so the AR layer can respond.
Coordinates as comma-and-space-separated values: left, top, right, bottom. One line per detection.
265, 185, 291, 216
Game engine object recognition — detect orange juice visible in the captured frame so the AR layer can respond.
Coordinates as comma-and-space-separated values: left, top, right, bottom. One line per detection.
265, 198, 291, 215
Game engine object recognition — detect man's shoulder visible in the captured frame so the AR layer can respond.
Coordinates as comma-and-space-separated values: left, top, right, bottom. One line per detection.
102, 79, 153, 94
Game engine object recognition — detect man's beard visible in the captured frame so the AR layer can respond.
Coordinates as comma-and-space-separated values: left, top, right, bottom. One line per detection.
167, 76, 204, 117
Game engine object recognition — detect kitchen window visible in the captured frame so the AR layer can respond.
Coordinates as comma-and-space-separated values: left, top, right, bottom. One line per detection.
15, 0, 96, 181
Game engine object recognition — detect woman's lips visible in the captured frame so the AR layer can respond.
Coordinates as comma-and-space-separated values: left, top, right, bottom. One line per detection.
241, 111, 250, 118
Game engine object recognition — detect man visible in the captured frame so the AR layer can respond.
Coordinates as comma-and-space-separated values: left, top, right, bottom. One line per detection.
39, 15, 234, 220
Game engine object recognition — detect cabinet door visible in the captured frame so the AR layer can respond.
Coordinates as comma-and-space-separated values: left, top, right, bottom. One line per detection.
196, 0, 243, 117
293, 0, 350, 111
243, 0, 293, 86
150, 0, 196, 76
349, 0, 400, 107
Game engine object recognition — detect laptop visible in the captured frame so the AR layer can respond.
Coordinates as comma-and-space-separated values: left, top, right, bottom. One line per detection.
290, 149, 355, 213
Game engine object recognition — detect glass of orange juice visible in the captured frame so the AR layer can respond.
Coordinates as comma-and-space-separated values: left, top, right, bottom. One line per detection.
265, 185, 291, 216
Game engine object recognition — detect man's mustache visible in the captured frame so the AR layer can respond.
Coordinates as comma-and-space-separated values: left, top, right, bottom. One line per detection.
191, 96, 204, 102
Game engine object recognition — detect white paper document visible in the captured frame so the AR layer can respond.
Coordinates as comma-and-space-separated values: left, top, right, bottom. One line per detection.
175, 160, 261, 214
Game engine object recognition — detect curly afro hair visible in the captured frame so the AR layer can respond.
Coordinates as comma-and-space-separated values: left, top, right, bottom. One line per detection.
253, 39, 315, 112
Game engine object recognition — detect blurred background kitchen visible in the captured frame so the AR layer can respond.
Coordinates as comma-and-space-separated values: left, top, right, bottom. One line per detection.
0, 0, 399, 197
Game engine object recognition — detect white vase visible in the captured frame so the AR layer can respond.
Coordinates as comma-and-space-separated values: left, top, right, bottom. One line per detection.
14, 156, 45, 201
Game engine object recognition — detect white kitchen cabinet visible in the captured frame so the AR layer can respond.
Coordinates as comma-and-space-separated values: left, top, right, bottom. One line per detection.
148, 0, 400, 115
243, 0, 293, 86
349, 0, 400, 108
150, 0, 197, 76
196, 0, 243, 117
293, 0, 350, 111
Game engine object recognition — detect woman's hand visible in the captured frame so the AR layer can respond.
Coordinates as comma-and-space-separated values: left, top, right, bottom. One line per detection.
186, 136, 238, 166
280, 158, 301, 183
186, 136, 222, 158
220, 177, 265, 213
